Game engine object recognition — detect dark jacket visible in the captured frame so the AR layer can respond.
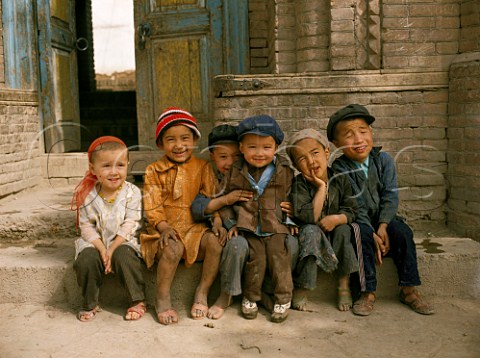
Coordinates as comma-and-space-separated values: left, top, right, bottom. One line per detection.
290, 167, 358, 225
220, 154, 294, 235
331, 146, 399, 228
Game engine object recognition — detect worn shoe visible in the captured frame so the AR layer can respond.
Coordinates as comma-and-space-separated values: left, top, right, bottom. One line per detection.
271, 301, 291, 323
352, 292, 376, 316
242, 297, 258, 319
399, 289, 435, 315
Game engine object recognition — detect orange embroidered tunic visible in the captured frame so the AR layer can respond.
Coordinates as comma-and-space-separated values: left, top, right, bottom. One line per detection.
140, 155, 219, 268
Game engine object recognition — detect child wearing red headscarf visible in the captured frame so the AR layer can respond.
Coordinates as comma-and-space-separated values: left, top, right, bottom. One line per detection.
72, 136, 146, 322
140, 107, 225, 325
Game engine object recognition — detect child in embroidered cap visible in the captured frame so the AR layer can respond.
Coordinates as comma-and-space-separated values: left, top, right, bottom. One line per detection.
287, 129, 359, 312
140, 107, 225, 325
72, 136, 146, 322
220, 115, 295, 323
328, 104, 434, 316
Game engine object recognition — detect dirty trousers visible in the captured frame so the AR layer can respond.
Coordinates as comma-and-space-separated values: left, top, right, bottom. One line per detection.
242, 232, 293, 305
220, 234, 298, 296
73, 245, 146, 310
294, 224, 358, 290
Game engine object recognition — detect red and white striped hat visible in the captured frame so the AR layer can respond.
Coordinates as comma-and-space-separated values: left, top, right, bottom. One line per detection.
155, 107, 201, 143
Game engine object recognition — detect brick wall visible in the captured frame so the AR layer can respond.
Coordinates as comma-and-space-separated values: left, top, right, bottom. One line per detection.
213, 72, 448, 232
382, 0, 460, 70
0, 90, 41, 198
447, 0, 480, 239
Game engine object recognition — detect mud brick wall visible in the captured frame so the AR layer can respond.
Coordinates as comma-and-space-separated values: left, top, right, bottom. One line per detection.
213, 72, 448, 232
447, 0, 480, 240
0, 90, 41, 198
0, 1, 4, 84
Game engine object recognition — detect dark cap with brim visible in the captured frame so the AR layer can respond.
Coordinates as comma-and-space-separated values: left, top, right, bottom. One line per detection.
327, 104, 375, 141
208, 124, 238, 148
236, 115, 284, 145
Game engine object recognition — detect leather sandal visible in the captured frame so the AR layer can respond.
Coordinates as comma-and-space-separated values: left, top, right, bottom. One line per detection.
352, 292, 376, 316
399, 289, 435, 315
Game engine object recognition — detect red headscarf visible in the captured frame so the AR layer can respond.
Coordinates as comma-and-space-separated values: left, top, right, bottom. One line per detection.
71, 136, 127, 228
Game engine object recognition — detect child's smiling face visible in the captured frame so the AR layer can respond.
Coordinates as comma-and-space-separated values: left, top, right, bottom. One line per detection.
209, 142, 241, 175
158, 125, 197, 163
89, 148, 128, 195
291, 138, 329, 183
239, 133, 277, 169
332, 118, 373, 163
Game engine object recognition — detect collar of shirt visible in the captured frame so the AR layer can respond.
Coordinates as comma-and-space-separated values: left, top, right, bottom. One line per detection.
353, 156, 369, 178
246, 156, 276, 197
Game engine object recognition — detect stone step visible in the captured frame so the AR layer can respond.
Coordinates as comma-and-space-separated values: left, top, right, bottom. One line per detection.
0, 237, 478, 310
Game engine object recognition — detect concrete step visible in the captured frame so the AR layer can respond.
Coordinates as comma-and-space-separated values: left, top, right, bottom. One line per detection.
0, 236, 478, 310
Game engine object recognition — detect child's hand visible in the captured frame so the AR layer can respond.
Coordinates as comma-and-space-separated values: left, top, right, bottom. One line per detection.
212, 217, 228, 246
104, 252, 113, 274
280, 201, 294, 218
373, 232, 384, 266
319, 215, 339, 232
159, 227, 179, 249
376, 223, 390, 255
227, 226, 238, 240
310, 169, 327, 189
224, 189, 253, 205
288, 225, 298, 236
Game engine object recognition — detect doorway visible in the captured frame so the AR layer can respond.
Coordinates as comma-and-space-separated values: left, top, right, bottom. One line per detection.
76, 0, 138, 151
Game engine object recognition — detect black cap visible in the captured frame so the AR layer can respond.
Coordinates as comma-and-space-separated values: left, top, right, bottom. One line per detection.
236, 115, 284, 145
327, 104, 375, 141
208, 124, 238, 149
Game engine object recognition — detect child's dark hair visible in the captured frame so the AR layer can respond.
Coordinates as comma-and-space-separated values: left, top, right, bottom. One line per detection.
90, 141, 127, 163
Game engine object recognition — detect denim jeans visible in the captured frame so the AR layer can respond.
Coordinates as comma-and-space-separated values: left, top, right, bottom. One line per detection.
358, 219, 421, 293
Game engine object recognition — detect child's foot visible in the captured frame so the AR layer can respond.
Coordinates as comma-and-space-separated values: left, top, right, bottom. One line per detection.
292, 288, 309, 311
399, 288, 434, 315
271, 301, 291, 323
157, 308, 178, 325
337, 287, 352, 311
207, 292, 232, 320
125, 301, 146, 320
77, 305, 101, 322
191, 302, 209, 320
352, 292, 376, 316
241, 297, 258, 319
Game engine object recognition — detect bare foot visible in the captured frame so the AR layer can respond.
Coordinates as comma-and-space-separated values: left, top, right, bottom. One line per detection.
207, 292, 232, 320
191, 289, 209, 320
292, 288, 309, 311
156, 296, 177, 325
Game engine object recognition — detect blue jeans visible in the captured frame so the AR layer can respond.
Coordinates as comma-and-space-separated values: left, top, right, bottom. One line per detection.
359, 219, 421, 293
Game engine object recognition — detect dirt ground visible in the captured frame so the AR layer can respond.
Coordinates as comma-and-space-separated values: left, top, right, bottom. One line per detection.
0, 297, 478, 358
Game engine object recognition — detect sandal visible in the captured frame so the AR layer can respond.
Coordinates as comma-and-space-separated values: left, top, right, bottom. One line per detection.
399, 288, 434, 315
338, 287, 352, 311
157, 308, 178, 325
125, 301, 147, 321
352, 292, 376, 316
191, 302, 208, 320
77, 305, 101, 322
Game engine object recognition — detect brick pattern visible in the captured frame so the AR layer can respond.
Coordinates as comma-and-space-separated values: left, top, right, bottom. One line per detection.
448, 53, 480, 239
0, 91, 41, 198
382, 0, 460, 70
249, 0, 274, 74
213, 74, 448, 232
459, 0, 480, 53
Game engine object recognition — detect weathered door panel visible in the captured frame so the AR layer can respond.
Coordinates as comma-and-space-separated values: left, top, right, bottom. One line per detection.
37, 0, 81, 153
134, 0, 223, 148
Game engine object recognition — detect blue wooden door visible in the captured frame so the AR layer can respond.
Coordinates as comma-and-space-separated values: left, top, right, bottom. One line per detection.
37, 0, 81, 153
134, 0, 249, 148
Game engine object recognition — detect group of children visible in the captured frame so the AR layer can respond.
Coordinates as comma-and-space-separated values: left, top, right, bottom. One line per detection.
71, 104, 434, 324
